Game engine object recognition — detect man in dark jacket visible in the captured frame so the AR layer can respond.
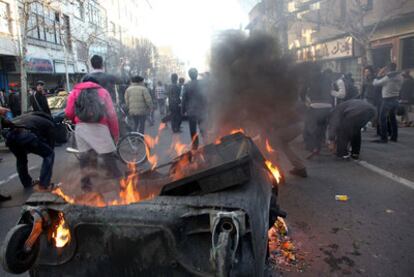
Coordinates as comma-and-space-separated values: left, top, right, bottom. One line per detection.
168, 73, 182, 133
0, 106, 12, 201
182, 68, 207, 149
3, 112, 55, 191
82, 55, 119, 103
8, 90, 21, 117
29, 80, 51, 115
302, 68, 333, 158
399, 70, 414, 126
328, 100, 376, 159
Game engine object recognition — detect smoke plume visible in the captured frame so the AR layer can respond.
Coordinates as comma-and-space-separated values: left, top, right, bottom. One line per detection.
208, 31, 312, 139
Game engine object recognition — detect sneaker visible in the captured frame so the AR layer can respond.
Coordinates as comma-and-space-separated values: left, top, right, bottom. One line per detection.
390, 138, 398, 142
340, 154, 351, 160
0, 194, 11, 202
351, 154, 359, 160
289, 167, 308, 178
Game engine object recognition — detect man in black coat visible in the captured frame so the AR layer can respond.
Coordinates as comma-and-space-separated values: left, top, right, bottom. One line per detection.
168, 73, 182, 133
83, 55, 120, 103
8, 90, 21, 117
29, 80, 51, 115
182, 68, 207, 149
2, 112, 55, 191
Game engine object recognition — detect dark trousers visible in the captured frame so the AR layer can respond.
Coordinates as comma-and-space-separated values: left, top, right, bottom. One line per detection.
79, 150, 122, 191
188, 116, 205, 150
157, 99, 166, 115
170, 106, 182, 132
379, 98, 398, 141
336, 114, 371, 157
303, 107, 331, 152
336, 124, 361, 157
131, 115, 147, 134
7, 130, 54, 188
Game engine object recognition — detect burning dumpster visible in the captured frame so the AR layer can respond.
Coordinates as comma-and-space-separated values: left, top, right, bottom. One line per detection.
2, 133, 283, 277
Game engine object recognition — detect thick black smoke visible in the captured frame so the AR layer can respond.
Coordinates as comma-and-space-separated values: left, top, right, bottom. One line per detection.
208, 31, 313, 139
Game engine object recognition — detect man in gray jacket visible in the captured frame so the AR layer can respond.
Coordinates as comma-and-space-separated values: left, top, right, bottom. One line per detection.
373, 63, 403, 143
328, 100, 376, 159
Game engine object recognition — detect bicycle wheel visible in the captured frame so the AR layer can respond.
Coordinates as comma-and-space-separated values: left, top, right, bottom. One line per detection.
117, 133, 147, 165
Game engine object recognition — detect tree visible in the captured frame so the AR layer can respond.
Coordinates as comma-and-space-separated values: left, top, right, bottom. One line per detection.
294, 0, 409, 66
127, 38, 158, 78
11, 0, 62, 112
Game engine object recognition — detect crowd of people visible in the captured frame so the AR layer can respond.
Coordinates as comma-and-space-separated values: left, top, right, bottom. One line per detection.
0, 54, 412, 201
298, 62, 413, 171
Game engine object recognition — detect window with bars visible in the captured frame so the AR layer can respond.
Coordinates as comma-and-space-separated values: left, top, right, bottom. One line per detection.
0, 1, 11, 34
27, 3, 61, 45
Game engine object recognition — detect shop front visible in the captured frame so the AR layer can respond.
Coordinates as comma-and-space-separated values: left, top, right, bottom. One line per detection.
295, 36, 362, 84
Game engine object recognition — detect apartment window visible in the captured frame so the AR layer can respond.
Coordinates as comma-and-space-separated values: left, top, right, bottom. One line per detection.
74, 0, 85, 20
88, 1, 106, 28
0, 1, 11, 34
28, 3, 61, 44
63, 15, 72, 51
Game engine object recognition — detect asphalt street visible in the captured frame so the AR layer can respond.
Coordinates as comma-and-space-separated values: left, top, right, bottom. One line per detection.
0, 114, 413, 277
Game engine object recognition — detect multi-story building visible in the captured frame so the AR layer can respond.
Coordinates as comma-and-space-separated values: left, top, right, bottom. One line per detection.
0, 0, 150, 94
247, 0, 414, 83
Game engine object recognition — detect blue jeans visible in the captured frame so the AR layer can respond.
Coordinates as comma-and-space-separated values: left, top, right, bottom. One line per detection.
379, 98, 399, 141
6, 129, 54, 188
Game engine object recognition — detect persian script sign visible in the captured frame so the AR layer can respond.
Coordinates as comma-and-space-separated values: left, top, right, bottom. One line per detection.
297, 36, 353, 61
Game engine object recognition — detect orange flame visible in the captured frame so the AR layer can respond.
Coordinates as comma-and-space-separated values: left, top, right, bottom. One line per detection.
174, 142, 187, 156
266, 139, 275, 153
53, 187, 75, 204
52, 212, 71, 248
230, 128, 245, 135
265, 160, 282, 184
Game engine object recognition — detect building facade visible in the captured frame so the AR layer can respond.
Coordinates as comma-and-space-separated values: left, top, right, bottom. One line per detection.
247, 0, 414, 84
0, 0, 150, 94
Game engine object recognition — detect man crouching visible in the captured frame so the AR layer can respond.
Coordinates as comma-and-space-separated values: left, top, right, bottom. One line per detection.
328, 100, 376, 160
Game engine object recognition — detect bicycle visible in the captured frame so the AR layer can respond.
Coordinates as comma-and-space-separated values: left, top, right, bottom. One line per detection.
64, 105, 149, 165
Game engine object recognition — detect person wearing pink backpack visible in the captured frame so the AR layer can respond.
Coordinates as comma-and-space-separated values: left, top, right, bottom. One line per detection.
65, 81, 122, 191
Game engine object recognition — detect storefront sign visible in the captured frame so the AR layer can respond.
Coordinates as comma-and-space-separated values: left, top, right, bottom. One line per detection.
54, 61, 75, 74
27, 58, 54, 73
297, 36, 353, 61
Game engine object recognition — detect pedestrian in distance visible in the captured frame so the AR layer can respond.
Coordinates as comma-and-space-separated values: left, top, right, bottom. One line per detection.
302, 67, 333, 159
399, 70, 414, 126
2, 111, 56, 192
0, 89, 7, 107
65, 81, 122, 192
328, 99, 376, 160
168, 73, 182, 133
331, 73, 346, 106
155, 81, 167, 116
0, 106, 13, 201
8, 89, 21, 118
373, 63, 403, 143
124, 75, 153, 135
182, 68, 207, 150
362, 66, 381, 129
29, 80, 51, 115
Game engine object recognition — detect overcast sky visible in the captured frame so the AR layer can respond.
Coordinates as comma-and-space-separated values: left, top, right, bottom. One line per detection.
143, 0, 250, 71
